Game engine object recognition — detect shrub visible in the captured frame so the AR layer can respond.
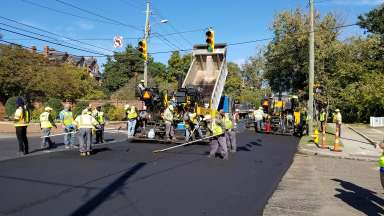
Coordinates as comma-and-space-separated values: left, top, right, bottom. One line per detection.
107, 106, 126, 121
73, 101, 89, 117
5, 96, 22, 119
102, 103, 115, 117
45, 98, 63, 119
30, 107, 44, 123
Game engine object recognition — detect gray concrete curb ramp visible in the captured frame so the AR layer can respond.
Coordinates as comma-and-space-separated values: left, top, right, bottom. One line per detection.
297, 146, 378, 162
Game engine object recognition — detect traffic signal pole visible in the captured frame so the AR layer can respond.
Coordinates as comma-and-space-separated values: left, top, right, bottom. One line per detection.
308, 0, 315, 136
143, 1, 150, 87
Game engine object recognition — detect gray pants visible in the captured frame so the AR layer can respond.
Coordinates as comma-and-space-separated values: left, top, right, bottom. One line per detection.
41, 128, 53, 149
64, 127, 76, 147
165, 122, 174, 140
79, 128, 92, 153
185, 125, 203, 141
226, 130, 237, 152
209, 135, 228, 159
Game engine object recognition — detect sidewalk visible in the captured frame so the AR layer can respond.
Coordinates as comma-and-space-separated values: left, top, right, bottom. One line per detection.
299, 123, 382, 161
349, 124, 384, 146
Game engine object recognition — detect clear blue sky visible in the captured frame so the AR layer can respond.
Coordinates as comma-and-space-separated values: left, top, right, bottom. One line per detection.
0, 0, 382, 71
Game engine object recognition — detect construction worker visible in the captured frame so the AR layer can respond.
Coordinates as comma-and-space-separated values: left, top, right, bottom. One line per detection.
59, 104, 76, 149
127, 106, 138, 138
184, 107, 203, 141
379, 142, 384, 190
40, 107, 57, 149
224, 113, 236, 153
14, 98, 30, 155
333, 109, 342, 137
163, 105, 175, 141
74, 109, 99, 156
94, 106, 105, 143
253, 107, 264, 133
319, 108, 326, 132
204, 115, 228, 160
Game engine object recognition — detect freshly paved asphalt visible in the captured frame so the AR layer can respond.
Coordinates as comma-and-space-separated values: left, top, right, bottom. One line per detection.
0, 129, 299, 216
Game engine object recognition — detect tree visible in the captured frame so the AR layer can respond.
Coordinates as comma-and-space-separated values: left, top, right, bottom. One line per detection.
263, 9, 340, 94
102, 45, 143, 93
167, 51, 192, 84
224, 62, 242, 100
358, 4, 384, 39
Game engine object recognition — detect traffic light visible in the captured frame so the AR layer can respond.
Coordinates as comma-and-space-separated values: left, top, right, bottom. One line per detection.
137, 39, 147, 60
206, 28, 214, 52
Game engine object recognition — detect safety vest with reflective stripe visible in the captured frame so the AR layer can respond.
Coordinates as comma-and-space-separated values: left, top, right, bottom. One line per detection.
224, 116, 233, 130
60, 110, 74, 126
127, 110, 138, 120
40, 111, 53, 129
208, 122, 223, 136
97, 111, 105, 124
14, 107, 30, 127
380, 154, 384, 173
320, 112, 326, 122
74, 114, 99, 129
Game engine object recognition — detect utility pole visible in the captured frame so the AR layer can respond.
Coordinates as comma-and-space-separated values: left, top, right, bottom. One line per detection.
308, 0, 315, 135
143, 1, 150, 87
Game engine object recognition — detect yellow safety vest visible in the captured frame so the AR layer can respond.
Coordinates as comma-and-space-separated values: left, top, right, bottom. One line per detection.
40, 111, 53, 129
208, 122, 223, 136
61, 111, 74, 126
14, 107, 30, 127
294, 111, 301, 126
74, 114, 99, 129
97, 111, 105, 124
380, 154, 384, 173
128, 110, 138, 119
224, 117, 233, 130
320, 112, 326, 122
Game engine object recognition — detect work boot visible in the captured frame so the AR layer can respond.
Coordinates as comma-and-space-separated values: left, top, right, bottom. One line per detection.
86, 151, 91, 156
222, 154, 229, 160
80, 152, 86, 156
208, 154, 215, 158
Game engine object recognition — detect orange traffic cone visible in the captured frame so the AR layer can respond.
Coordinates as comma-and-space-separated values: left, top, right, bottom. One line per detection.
321, 124, 328, 149
332, 125, 342, 152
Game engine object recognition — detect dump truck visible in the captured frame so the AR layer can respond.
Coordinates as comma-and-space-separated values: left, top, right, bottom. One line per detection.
134, 44, 229, 142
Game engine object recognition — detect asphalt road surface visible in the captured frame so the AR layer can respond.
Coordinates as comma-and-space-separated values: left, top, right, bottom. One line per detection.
0, 130, 299, 216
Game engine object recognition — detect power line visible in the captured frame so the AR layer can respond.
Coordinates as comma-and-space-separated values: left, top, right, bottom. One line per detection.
0, 15, 114, 53
0, 27, 109, 56
151, 5, 194, 47
0, 21, 111, 55
19, 0, 117, 25
54, 0, 142, 32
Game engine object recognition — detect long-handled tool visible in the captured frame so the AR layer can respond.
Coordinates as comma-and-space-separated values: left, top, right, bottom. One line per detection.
40, 130, 78, 138
153, 134, 222, 153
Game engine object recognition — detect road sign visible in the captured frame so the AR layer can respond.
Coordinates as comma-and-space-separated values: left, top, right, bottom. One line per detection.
113, 36, 123, 48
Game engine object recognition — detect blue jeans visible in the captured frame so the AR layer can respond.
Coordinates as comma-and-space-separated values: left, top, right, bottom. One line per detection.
64, 127, 76, 146
254, 120, 263, 132
128, 119, 137, 137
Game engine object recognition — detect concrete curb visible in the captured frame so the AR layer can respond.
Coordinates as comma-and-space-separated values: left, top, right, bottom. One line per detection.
348, 126, 377, 148
297, 146, 378, 162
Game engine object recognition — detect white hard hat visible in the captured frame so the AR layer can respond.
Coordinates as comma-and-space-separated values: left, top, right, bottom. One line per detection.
203, 114, 211, 121
45, 107, 53, 111
259, 107, 263, 110
335, 109, 340, 112
124, 104, 130, 110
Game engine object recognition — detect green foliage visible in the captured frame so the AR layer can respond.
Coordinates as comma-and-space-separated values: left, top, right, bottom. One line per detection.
101, 103, 115, 115
102, 45, 143, 93
107, 106, 126, 121
358, 3, 384, 39
30, 107, 44, 122
5, 96, 19, 118
167, 51, 192, 83
45, 98, 63, 119
224, 62, 242, 100
264, 9, 339, 93
0, 45, 102, 102
73, 101, 89, 117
